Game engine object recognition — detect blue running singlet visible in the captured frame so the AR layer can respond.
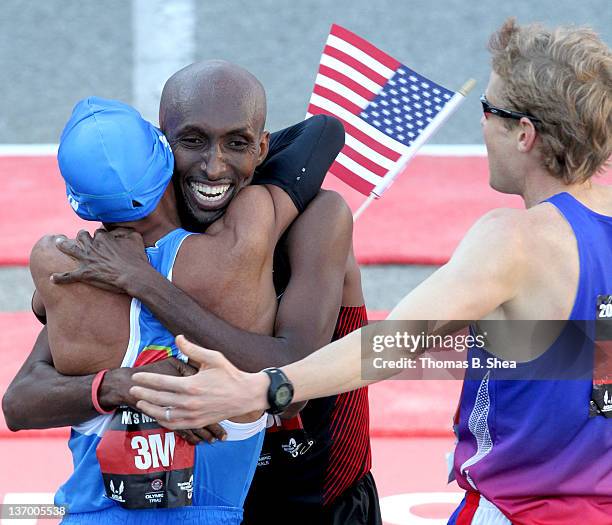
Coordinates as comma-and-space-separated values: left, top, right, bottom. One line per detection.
55, 228, 266, 524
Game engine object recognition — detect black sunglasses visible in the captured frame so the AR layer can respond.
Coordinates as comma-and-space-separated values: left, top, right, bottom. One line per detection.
480, 94, 542, 124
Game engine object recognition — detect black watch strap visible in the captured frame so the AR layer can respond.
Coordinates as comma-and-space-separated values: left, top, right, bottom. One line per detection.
262, 368, 294, 415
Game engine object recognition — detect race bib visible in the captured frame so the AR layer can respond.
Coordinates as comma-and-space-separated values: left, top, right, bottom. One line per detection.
96, 406, 195, 509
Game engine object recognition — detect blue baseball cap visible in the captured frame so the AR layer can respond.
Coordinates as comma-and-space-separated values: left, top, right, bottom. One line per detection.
58, 97, 174, 223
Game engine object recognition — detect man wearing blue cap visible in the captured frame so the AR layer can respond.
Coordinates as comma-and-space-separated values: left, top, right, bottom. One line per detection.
58, 99, 175, 225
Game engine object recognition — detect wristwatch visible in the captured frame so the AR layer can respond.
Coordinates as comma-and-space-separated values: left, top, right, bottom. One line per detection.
262, 368, 294, 415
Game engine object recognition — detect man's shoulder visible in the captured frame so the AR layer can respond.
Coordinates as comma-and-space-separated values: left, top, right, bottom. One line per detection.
29, 234, 81, 305
466, 207, 530, 244
451, 207, 533, 275
182, 186, 275, 259
30, 234, 77, 277
225, 185, 276, 225
523, 200, 580, 248
472, 205, 563, 236
236, 184, 274, 201
313, 189, 352, 218
32, 233, 64, 251
284, 190, 353, 271
298, 190, 353, 236
459, 205, 567, 271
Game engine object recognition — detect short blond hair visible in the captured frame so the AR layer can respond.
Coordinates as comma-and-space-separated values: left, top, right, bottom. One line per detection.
488, 18, 611, 183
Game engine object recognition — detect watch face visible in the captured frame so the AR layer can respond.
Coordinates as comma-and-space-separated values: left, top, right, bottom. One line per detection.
275, 385, 292, 407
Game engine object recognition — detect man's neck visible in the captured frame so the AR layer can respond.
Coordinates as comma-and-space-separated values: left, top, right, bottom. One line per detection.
108, 215, 180, 248
520, 169, 591, 209
137, 185, 181, 246
139, 218, 181, 247
112, 188, 182, 247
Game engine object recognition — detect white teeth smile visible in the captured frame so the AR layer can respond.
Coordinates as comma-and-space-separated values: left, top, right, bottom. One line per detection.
190, 182, 231, 202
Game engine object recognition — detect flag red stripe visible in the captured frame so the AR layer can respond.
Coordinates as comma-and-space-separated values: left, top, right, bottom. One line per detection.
313, 84, 363, 115
308, 103, 401, 161
318, 64, 376, 101
342, 144, 388, 177
328, 160, 375, 196
323, 45, 387, 86
330, 24, 401, 71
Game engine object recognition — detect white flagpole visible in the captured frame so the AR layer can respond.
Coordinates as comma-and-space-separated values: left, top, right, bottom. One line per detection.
353, 193, 377, 220
352, 78, 476, 221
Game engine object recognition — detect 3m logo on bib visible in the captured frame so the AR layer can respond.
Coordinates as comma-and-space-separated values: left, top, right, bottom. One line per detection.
97, 403, 195, 508
131, 432, 176, 470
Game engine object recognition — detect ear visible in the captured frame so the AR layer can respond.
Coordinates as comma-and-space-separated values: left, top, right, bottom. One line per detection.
256, 130, 270, 166
516, 117, 538, 153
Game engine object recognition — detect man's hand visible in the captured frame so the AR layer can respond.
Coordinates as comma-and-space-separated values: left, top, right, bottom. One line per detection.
131, 336, 269, 429
101, 357, 196, 408
102, 356, 227, 444
50, 228, 149, 293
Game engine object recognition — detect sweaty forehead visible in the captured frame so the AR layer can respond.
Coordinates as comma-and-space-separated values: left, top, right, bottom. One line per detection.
166, 74, 265, 135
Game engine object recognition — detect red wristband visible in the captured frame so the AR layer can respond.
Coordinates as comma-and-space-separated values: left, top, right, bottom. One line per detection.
91, 369, 115, 415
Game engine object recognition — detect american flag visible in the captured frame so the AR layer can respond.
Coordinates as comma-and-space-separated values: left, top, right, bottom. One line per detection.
307, 24, 458, 196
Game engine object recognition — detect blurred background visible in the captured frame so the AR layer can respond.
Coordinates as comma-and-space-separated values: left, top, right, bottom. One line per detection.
0, 0, 609, 143
0, 2, 610, 524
